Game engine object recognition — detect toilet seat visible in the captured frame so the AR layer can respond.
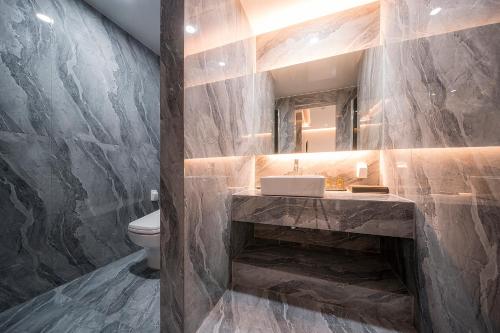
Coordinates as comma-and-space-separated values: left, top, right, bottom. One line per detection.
128, 210, 160, 235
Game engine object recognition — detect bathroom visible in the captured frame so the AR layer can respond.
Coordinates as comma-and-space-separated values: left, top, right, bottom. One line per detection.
1, 0, 500, 332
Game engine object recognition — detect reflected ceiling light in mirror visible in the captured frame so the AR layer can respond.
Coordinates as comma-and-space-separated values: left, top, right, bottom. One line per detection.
450, 89, 457, 93
240, 0, 377, 35
36, 13, 54, 24
185, 25, 197, 34
430, 7, 442, 16
218, 61, 226, 67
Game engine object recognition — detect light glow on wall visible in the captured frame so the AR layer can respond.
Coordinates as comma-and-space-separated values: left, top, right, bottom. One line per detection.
240, 0, 378, 35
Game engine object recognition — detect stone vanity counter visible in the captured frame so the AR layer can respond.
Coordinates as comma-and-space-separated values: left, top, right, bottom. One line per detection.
232, 189, 415, 239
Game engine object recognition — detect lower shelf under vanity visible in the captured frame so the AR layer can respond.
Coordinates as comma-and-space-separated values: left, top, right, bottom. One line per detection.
232, 241, 415, 327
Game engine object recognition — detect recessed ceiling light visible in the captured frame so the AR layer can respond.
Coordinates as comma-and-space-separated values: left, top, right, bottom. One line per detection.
430, 7, 442, 16
185, 25, 197, 34
36, 13, 54, 24
218, 61, 226, 67
431, 93, 436, 96
450, 89, 457, 93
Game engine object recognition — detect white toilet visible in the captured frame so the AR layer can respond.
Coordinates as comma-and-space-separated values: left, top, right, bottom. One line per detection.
128, 210, 160, 269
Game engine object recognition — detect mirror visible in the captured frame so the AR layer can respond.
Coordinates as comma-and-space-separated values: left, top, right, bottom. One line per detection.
269, 47, 382, 154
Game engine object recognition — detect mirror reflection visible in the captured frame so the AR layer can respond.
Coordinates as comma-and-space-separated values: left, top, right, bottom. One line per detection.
270, 47, 381, 154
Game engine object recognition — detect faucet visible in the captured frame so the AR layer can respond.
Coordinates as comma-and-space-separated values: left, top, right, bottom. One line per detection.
293, 159, 300, 175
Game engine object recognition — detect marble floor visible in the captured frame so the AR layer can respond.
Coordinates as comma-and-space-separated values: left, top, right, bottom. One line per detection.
197, 287, 416, 333
0, 250, 160, 333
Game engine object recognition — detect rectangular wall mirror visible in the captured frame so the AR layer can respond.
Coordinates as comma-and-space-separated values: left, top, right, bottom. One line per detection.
269, 47, 382, 154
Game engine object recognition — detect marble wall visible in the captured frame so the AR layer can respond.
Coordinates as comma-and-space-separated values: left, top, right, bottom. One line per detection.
163, 0, 500, 332
256, 1, 380, 72
357, 47, 383, 150
381, 1, 500, 331
163, 0, 275, 332
255, 150, 380, 189
0, 0, 159, 312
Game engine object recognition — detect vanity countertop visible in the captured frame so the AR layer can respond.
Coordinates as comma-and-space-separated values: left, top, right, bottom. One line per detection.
235, 189, 413, 203
232, 189, 415, 239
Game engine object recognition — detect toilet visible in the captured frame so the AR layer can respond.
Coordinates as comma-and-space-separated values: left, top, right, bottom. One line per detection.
128, 210, 160, 269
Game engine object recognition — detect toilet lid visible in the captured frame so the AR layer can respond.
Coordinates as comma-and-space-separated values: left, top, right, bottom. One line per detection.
128, 210, 160, 234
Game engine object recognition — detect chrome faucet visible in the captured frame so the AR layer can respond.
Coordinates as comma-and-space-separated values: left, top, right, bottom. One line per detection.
293, 159, 300, 175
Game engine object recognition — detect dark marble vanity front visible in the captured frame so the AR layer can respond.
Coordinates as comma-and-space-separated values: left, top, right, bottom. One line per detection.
230, 190, 418, 331
232, 189, 415, 239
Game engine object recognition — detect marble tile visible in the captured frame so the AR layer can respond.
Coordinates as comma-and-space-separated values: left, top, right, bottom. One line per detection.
184, 75, 253, 158
252, 72, 275, 155
256, 2, 380, 72
0, 250, 160, 333
255, 150, 381, 189
197, 288, 416, 333
185, 38, 254, 87
185, 156, 254, 188
185, 72, 274, 159
335, 88, 357, 151
0, 131, 160, 312
254, 225, 381, 253
184, 176, 234, 333
0, 0, 54, 136
0, 0, 160, 316
358, 47, 383, 150
0, 132, 53, 311
50, 0, 160, 148
0, 0, 160, 148
232, 190, 415, 239
184, 0, 253, 56
232, 243, 413, 324
381, 0, 500, 44
383, 23, 500, 149
381, 147, 500, 332
160, 0, 185, 331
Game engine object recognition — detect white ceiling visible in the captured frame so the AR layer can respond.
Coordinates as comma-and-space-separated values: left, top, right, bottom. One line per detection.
271, 50, 364, 98
83, 0, 160, 55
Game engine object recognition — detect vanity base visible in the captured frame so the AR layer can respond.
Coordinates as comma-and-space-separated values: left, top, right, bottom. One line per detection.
232, 242, 414, 327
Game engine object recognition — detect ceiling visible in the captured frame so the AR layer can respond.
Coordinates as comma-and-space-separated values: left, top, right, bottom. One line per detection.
82, 0, 376, 57
83, 0, 160, 55
271, 50, 364, 98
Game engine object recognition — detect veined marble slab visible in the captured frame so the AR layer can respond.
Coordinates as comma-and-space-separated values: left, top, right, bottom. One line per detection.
232, 243, 413, 325
185, 39, 254, 88
383, 23, 500, 149
381, 147, 500, 332
184, 0, 253, 56
0, 251, 159, 333
232, 190, 415, 239
255, 150, 381, 189
185, 72, 274, 158
381, 0, 500, 44
254, 224, 382, 253
197, 287, 416, 333
256, 2, 380, 72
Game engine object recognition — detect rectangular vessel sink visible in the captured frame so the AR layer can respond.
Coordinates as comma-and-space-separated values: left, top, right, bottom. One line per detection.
260, 176, 325, 197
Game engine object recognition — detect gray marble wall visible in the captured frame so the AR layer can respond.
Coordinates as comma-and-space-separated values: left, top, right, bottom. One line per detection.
256, 1, 380, 72
381, 1, 500, 331
160, 0, 275, 331
0, 0, 160, 312
357, 47, 383, 150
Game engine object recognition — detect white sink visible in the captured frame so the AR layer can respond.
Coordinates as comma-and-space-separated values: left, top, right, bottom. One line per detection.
260, 176, 326, 197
